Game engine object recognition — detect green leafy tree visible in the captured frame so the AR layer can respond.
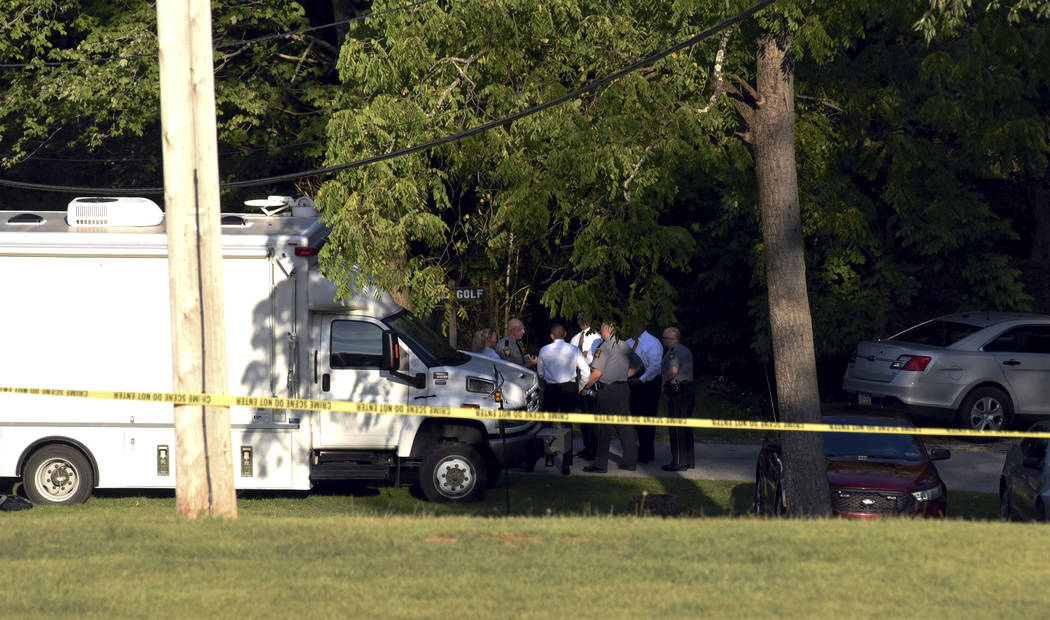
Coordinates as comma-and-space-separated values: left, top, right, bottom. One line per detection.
317, 0, 734, 327
0, 0, 335, 207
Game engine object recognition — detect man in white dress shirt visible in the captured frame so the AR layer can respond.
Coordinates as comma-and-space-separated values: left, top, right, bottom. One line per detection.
571, 312, 603, 365
537, 323, 591, 414
626, 322, 664, 463
537, 322, 591, 469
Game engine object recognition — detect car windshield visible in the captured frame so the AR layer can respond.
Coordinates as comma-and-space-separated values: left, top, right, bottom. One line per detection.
890, 320, 982, 347
823, 430, 925, 462
384, 310, 470, 368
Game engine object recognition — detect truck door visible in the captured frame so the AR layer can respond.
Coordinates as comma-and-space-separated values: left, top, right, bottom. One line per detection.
317, 316, 412, 447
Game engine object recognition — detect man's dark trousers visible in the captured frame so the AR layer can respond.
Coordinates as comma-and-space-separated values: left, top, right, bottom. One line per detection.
629, 377, 661, 462
593, 382, 637, 469
667, 384, 695, 467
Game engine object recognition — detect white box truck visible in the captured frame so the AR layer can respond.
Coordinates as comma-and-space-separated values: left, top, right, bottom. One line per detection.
0, 197, 544, 504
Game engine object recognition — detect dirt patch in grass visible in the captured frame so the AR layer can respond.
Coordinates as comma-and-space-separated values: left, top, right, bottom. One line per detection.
424, 535, 459, 543
483, 532, 540, 547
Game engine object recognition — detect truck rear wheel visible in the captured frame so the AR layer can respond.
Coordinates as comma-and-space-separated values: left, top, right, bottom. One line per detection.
420, 442, 486, 503
23, 445, 93, 505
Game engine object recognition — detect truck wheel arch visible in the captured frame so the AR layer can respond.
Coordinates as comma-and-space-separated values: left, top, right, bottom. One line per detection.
408, 419, 489, 459
17, 436, 99, 484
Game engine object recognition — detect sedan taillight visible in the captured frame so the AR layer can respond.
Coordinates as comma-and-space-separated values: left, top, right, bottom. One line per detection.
890, 355, 932, 371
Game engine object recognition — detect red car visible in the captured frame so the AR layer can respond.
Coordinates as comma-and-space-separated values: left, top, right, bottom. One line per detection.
753, 414, 950, 518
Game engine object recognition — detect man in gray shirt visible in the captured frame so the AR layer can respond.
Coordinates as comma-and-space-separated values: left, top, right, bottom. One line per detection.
661, 326, 695, 471
579, 322, 644, 472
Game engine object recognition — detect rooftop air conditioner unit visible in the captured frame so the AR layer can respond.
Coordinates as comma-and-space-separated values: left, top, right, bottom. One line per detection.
67, 197, 164, 227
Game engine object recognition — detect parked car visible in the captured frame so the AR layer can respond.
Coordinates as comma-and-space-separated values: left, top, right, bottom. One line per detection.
842, 312, 1050, 432
754, 415, 950, 518
999, 421, 1050, 521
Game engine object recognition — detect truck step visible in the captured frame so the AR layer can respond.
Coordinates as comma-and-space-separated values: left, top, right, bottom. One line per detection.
310, 463, 392, 481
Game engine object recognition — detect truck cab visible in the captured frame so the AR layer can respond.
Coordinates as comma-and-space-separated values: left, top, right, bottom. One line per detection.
311, 294, 544, 501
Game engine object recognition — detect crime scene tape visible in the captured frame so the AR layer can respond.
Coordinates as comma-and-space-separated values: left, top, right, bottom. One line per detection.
2, 385, 1049, 439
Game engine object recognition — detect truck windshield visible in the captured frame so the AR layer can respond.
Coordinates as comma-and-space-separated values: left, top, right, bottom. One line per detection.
384, 311, 470, 368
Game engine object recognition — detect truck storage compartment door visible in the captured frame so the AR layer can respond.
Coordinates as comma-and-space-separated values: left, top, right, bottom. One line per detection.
317, 317, 411, 447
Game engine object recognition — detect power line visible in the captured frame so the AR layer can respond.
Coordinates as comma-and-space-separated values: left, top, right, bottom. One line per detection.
9, 140, 322, 164
0, 1, 427, 69
0, 0, 776, 196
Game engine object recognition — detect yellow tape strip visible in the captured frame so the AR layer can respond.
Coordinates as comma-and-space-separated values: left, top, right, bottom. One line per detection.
2, 385, 1047, 439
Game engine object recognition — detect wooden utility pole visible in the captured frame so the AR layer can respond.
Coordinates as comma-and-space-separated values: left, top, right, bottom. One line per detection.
157, 0, 237, 518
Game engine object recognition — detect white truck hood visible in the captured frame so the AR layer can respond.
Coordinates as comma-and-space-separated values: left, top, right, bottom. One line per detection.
423, 352, 540, 414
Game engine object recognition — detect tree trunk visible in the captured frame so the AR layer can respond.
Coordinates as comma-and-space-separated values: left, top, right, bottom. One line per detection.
752, 30, 831, 517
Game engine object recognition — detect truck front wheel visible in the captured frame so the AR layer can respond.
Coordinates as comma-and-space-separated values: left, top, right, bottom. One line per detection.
23, 445, 94, 505
420, 442, 486, 503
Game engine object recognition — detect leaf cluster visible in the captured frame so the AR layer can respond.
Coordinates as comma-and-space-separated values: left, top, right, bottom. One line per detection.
0, 1, 336, 206
319, 0, 742, 326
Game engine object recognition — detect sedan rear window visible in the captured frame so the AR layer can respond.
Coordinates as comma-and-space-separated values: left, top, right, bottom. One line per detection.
890, 320, 982, 347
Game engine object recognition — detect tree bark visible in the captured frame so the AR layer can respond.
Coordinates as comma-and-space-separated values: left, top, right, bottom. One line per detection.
752, 29, 831, 517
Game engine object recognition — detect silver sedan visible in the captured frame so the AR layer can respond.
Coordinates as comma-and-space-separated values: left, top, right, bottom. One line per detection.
1000, 421, 1050, 521
842, 312, 1050, 432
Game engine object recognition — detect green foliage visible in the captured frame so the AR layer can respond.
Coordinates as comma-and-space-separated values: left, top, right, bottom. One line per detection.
3, 0, 1048, 386
671, 0, 1048, 383
798, 1, 1047, 343
319, 0, 739, 322
0, 1, 334, 205
916, 0, 1050, 41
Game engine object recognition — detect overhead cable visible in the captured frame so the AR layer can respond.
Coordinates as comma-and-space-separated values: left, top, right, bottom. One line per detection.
9, 140, 322, 164
0, 0, 776, 196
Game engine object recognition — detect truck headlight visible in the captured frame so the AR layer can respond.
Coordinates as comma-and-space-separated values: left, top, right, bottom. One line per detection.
911, 485, 944, 502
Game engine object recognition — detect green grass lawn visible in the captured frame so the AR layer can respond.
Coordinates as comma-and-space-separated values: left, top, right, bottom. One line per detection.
0, 378, 1017, 617
0, 475, 1020, 618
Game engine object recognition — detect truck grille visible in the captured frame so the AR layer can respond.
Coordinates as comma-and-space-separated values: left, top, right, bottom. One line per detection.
526, 383, 541, 412
831, 489, 910, 515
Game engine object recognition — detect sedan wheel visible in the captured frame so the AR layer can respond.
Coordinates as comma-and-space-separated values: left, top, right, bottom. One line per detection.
958, 387, 1010, 434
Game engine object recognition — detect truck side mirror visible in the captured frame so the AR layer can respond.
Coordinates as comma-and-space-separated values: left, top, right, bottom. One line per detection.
382, 332, 400, 372
382, 331, 426, 389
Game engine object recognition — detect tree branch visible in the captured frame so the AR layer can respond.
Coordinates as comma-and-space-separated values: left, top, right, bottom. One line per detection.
623, 139, 659, 202
725, 73, 762, 133
796, 94, 843, 113
430, 49, 487, 117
